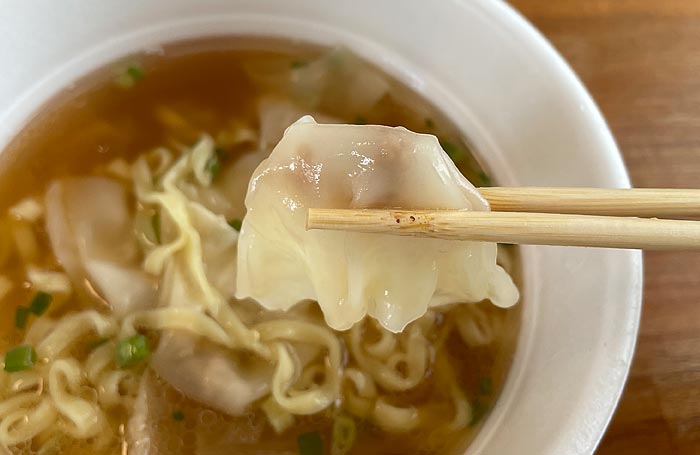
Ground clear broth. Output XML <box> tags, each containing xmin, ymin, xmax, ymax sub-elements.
<box><xmin>0</xmin><ymin>37</ymin><xmax>521</xmax><ymax>455</ymax></box>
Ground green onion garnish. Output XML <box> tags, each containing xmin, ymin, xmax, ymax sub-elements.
<box><xmin>4</xmin><ymin>345</ymin><xmax>37</xmax><ymax>372</ymax></box>
<box><xmin>115</xmin><ymin>334</ymin><xmax>150</xmax><ymax>369</ymax></box>
<box><xmin>331</xmin><ymin>415</ymin><xmax>356</xmax><ymax>455</ymax></box>
<box><xmin>439</xmin><ymin>140</ymin><xmax>464</xmax><ymax>162</ymax></box>
<box><xmin>15</xmin><ymin>292</ymin><xmax>53</xmax><ymax>330</ymax></box>
<box><xmin>214</xmin><ymin>147</ymin><xmax>229</xmax><ymax>160</ymax></box>
<box><xmin>14</xmin><ymin>307</ymin><xmax>30</xmax><ymax>329</ymax></box>
<box><xmin>479</xmin><ymin>377</ymin><xmax>493</xmax><ymax>395</ymax></box>
<box><xmin>291</xmin><ymin>60</ymin><xmax>308</xmax><ymax>69</ymax></box>
<box><xmin>228</xmin><ymin>219</ymin><xmax>242</xmax><ymax>232</ymax></box>
<box><xmin>205</xmin><ymin>154</ymin><xmax>221</xmax><ymax>180</ymax></box>
<box><xmin>354</xmin><ymin>116</ymin><xmax>367</xmax><ymax>125</ymax></box>
<box><xmin>151</xmin><ymin>211</ymin><xmax>161</xmax><ymax>244</ymax></box>
<box><xmin>298</xmin><ymin>431</ymin><xmax>323</xmax><ymax>455</ymax></box>
<box><xmin>470</xmin><ymin>399</ymin><xmax>489</xmax><ymax>427</ymax></box>
<box><xmin>477</xmin><ymin>171</ymin><xmax>492</xmax><ymax>187</ymax></box>
<box><xmin>172</xmin><ymin>410</ymin><xmax>185</xmax><ymax>421</ymax></box>
<box><xmin>126</xmin><ymin>65</ymin><xmax>145</xmax><ymax>81</ymax></box>
<box><xmin>29</xmin><ymin>292</ymin><xmax>52</xmax><ymax>316</ymax></box>
<box><xmin>115</xmin><ymin>64</ymin><xmax>145</xmax><ymax>89</ymax></box>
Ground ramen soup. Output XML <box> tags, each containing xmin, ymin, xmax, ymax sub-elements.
<box><xmin>0</xmin><ymin>38</ymin><xmax>521</xmax><ymax>455</ymax></box>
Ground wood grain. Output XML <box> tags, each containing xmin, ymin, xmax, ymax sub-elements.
<box><xmin>478</xmin><ymin>187</ymin><xmax>700</xmax><ymax>217</ymax></box>
<box><xmin>507</xmin><ymin>1</ymin><xmax>700</xmax><ymax>453</ymax></box>
<box><xmin>308</xmin><ymin>208</ymin><xmax>700</xmax><ymax>249</ymax></box>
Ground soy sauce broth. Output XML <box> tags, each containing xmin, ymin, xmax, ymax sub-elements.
<box><xmin>0</xmin><ymin>37</ymin><xmax>521</xmax><ymax>455</ymax></box>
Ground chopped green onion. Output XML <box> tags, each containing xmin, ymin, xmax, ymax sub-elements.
<box><xmin>14</xmin><ymin>307</ymin><xmax>30</xmax><ymax>329</ymax></box>
<box><xmin>126</xmin><ymin>65</ymin><xmax>145</xmax><ymax>81</ymax></box>
<box><xmin>291</xmin><ymin>60</ymin><xmax>308</xmax><ymax>69</ymax></box>
<box><xmin>331</xmin><ymin>415</ymin><xmax>356</xmax><ymax>455</ymax></box>
<box><xmin>354</xmin><ymin>116</ymin><xmax>367</xmax><ymax>125</ymax></box>
<box><xmin>470</xmin><ymin>399</ymin><xmax>489</xmax><ymax>427</ymax></box>
<box><xmin>4</xmin><ymin>345</ymin><xmax>37</xmax><ymax>372</ymax></box>
<box><xmin>29</xmin><ymin>291</ymin><xmax>52</xmax><ymax>316</ymax></box>
<box><xmin>151</xmin><ymin>212</ymin><xmax>161</xmax><ymax>244</ymax></box>
<box><xmin>479</xmin><ymin>377</ymin><xmax>493</xmax><ymax>395</ymax></box>
<box><xmin>439</xmin><ymin>140</ymin><xmax>464</xmax><ymax>162</ymax></box>
<box><xmin>172</xmin><ymin>410</ymin><xmax>185</xmax><ymax>421</ymax></box>
<box><xmin>228</xmin><ymin>219</ymin><xmax>242</xmax><ymax>232</ymax></box>
<box><xmin>115</xmin><ymin>335</ymin><xmax>150</xmax><ymax>369</ymax></box>
<box><xmin>425</xmin><ymin>118</ymin><xmax>435</xmax><ymax>129</ymax></box>
<box><xmin>214</xmin><ymin>147</ymin><xmax>229</xmax><ymax>160</ymax></box>
<box><xmin>477</xmin><ymin>171</ymin><xmax>492</xmax><ymax>187</ymax></box>
<box><xmin>115</xmin><ymin>64</ymin><xmax>145</xmax><ymax>89</ymax></box>
<box><xmin>205</xmin><ymin>154</ymin><xmax>221</xmax><ymax>180</ymax></box>
<box><xmin>297</xmin><ymin>431</ymin><xmax>323</xmax><ymax>455</ymax></box>
<box><xmin>15</xmin><ymin>292</ymin><xmax>53</xmax><ymax>330</ymax></box>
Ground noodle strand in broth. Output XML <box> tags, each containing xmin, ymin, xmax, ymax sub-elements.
<box><xmin>0</xmin><ymin>39</ymin><xmax>521</xmax><ymax>455</ymax></box>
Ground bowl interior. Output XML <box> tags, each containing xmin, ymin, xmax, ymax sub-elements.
<box><xmin>0</xmin><ymin>1</ymin><xmax>642</xmax><ymax>454</ymax></box>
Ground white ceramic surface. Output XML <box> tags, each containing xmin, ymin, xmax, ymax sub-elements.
<box><xmin>0</xmin><ymin>1</ymin><xmax>642</xmax><ymax>454</ymax></box>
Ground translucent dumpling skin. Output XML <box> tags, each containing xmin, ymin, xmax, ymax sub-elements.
<box><xmin>236</xmin><ymin>117</ymin><xmax>519</xmax><ymax>332</ymax></box>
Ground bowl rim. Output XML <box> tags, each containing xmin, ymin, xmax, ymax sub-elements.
<box><xmin>477</xmin><ymin>2</ymin><xmax>642</xmax><ymax>451</ymax></box>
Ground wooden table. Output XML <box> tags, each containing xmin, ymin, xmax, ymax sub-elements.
<box><xmin>507</xmin><ymin>1</ymin><xmax>700</xmax><ymax>454</ymax></box>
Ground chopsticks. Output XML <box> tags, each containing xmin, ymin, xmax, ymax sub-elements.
<box><xmin>306</xmin><ymin>188</ymin><xmax>700</xmax><ymax>250</ymax></box>
<box><xmin>478</xmin><ymin>187</ymin><xmax>700</xmax><ymax>217</ymax></box>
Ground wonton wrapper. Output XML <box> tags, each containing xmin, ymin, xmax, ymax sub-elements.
<box><xmin>45</xmin><ymin>177</ymin><xmax>156</xmax><ymax>316</ymax></box>
<box><xmin>236</xmin><ymin>117</ymin><xmax>519</xmax><ymax>333</ymax></box>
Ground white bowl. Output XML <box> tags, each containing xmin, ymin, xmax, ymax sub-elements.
<box><xmin>0</xmin><ymin>1</ymin><xmax>642</xmax><ymax>454</ymax></box>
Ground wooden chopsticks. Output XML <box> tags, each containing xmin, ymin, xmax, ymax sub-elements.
<box><xmin>305</xmin><ymin>188</ymin><xmax>700</xmax><ymax>250</ymax></box>
<box><xmin>479</xmin><ymin>187</ymin><xmax>700</xmax><ymax>217</ymax></box>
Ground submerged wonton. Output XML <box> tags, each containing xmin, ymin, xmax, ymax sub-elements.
<box><xmin>236</xmin><ymin>117</ymin><xmax>519</xmax><ymax>333</ymax></box>
<box><xmin>45</xmin><ymin>177</ymin><xmax>156</xmax><ymax>316</ymax></box>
